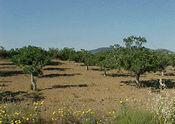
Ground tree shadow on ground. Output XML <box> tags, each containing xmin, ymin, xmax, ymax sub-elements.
<box><xmin>46</xmin><ymin>61</ymin><xmax>62</xmax><ymax>66</ymax></box>
<box><xmin>91</xmin><ymin>68</ymin><xmax>102</xmax><ymax>71</ymax></box>
<box><xmin>164</xmin><ymin>73</ymin><xmax>175</xmax><ymax>76</ymax></box>
<box><xmin>43</xmin><ymin>67</ymin><xmax>70</xmax><ymax>71</ymax></box>
<box><xmin>0</xmin><ymin>70</ymin><xmax>23</xmax><ymax>77</ymax></box>
<box><xmin>39</xmin><ymin>73</ymin><xmax>81</xmax><ymax>78</ymax></box>
<box><xmin>0</xmin><ymin>91</ymin><xmax>45</xmax><ymax>104</ymax></box>
<box><xmin>0</xmin><ymin>66</ymin><xmax>16</xmax><ymax>69</ymax></box>
<box><xmin>121</xmin><ymin>79</ymin><xmax>175</xmax><ymax>89</ymax></box>
<box><xmin>0</xmin><ymin>63</ymin><xmax>14</xmax><ymax>65</ymax></box>
<box><xmin>0</xmin><ymin>81</ymin><xmax>12</xmax><ymax>87</ymax></box>
<box><xmin>107</xmin><ymin>73</ymin><xmax>135</xmax><ymax>77</ymax></box>
<box><xmin>39</xmin><ymin>84</ymin><xmax>88</xmax><ymax>91</ymax></box>
<box><xmin>0</xmin><ymin>81</ymin><xmax>12</xmax><ymax>83</ymax></box>
<box><xmin>23</xmin><ymin>92</ymin><xmax>45</xmax><ymax>102</ymax></box>
<box><xmin>52</xmin><ymin>84</ymin><xmax>88</xmax><ymax>88</ymax></box>
<box><xmin>0</xmin><ymin>84</ymin><xmax>8</xmax><ymax>87</ymax></box>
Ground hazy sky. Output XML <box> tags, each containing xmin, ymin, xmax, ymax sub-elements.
<box><xmin>0</xmin><ymin>0</ymin><xmax>175</xmax><ymax>51</ymax></box>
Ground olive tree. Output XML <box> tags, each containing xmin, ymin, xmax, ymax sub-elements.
<box><xmin>80</xmin><ymin>49</ymin><xmax>96</xmax><ymax>70</ymax></box>
<box><xmin>11</xmin><ymin>46</ymin><xmax>50</xmax><ymax>91</ymax></box>
<box><xmin>156</xmin><ymin>52</ymin><xmax>170</xmax><ymax>76</ymax></box>
<box><xmin>96</xmin><ymin>50</ymin><xmax>113</xmax><ymax>76</ymax></box>
<box><xmin>95</xmin><ymin>45</ymin><xmax>122</xmax><ymax>76</ymax></box>
<box><xmin>120</xmin><ymin>36</ymin><xmax>158</xmax><ymax>86</ymax></box>
<box><xmin>169</xmin><ymin>54</ymin><xmax>175</xmax><ymax>70</ymax></box>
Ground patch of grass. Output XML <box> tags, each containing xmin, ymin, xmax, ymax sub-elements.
<box><xmin>72</xmin><ymin>93</ymin><xmax>79</xmax><ymax>98</ymax></box>
<box><xmin>113</xmin><ymin>107</ymin><xmax>158</xmax><ymax>124</ymax></box>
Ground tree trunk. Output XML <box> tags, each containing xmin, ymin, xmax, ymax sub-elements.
<box><xmin>86</xmin><ymin>65</ymin><xmax>88</xmax><ymax>70</ymax></box>
<box><xmin>31</xmin><ymin>73</ymin><xmax>36</xmax><ymax>91</ymax></box>
<box><xmin>104</xmin><ymin>68</ymin><xmax>106</xmax><ymax>77</ymax></box>
<box><xmin>136</xmin><ymin>74</ymin><xmax>140</xmax><ymax>85</ymax></box>
<box><xmin>159</xmin><ymin>78</ymin><xmax>165</xmax><ymax>90</ymax></box>
<box><xmin>161</xmin><ymin>71</ymin><xmax>164</xmax><ymax>76</ymax></box>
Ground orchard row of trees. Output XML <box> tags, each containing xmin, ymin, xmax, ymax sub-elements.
<box><xmin>48</xmin><ymin>36</ymin><xmax>175</xmax><ymax>85</ymax></box>
<box><xmin>1</xmin><ymin>35</ymin><xmax>175</xmax><ymax>90</ymax></box>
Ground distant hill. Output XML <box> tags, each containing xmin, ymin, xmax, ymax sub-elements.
<box><xmin>154</xmin><ymin>49</ymin><xmax>174</xmax><ymax>54</ymax></box>
<box><xmin>89</xmin><ymin>47</ymin><xmax>112</xmax><ymax>54</ymax></box>
<box><xmin>90</xmin><ymin>47</ymin><xmax>174</xmax><ymax>54</ymax></box>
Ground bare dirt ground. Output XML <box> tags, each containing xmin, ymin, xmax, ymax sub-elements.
<box><xmin>0</xmin><ymin>59</ymin><xmax>175</xmax><ymax>118</ymax></box>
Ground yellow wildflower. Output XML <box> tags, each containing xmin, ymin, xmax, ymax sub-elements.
<box><xmin>18</xmin><ymin>120</ymin><xmax>21</xmax><ymax>124</ymax></box>
<box><xmin>15</xmin><ymin>112</ymin><xmax>19</xmax><ymax>115</ymax></box>
<box><xmin>126</xmin><ymin>98</ymin><xmax>128</xmax><ymax>101</ymax></box>
<box><xmin>53</xmin><ymin>111</ymin><xmax>56</xmax><ymax>115</ymax></box>
<box><xmin>120</xmin><ymin>101</ymin><xmax>123</xmax><ymax>104</ymax></box>
<box><xmin>33</xmin><ymin>102</ymin><xmax>38</xmax><ymax>105</ymax></box>
<box><xmin>1</xmin><ymin>110</ymin><xmax>5</xmax><ymax>113</ymax></box>
<box><xmin>91</xmin><ymin>112</ymin><xmax>95</xmax><ymax>114</ymax></box>
<box><xmin>40</xmin><ymin>101</ymin><xmax>44</xmax><ymax>105</ymax></box>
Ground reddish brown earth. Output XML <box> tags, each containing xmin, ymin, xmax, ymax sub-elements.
<box><xmin>0</xmin><ymin>59</ymin><xmax>175</xmax><ymax>118</ymax></box>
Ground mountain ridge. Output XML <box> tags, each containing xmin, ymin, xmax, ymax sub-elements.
<box><xmin>89</xmin><ymin>47</ymin><xmax>175</xmax><ymax>54</ymax></box>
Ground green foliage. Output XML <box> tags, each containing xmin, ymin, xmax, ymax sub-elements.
<box><xmin>121</xmin><ymin>48</ymin><xmax>158</xmax><ymax>75</ymax></box>
<box><xmin>73</xmin><ymin>51</ymin><xmax>85</xmax><ymax>62</ymax></box>
<box><xmin>95</xmin><ymin>50</ymin><xmax>116</xmax><ymax>71</ymax></box>
<box><xmin>48</xmin><ymin>48</ymin><xmax>60</xmax><ymax>59</ymax></box>
<box><xmin>11</xmin><ymin>46</ymin><xmax>50</xmax><ymax>75</ymax></box>
<box><xmin>58</xmin><ymin>48</ymin><xmax>76</xmax><ymax>61</ymax></box>
<box><xmin>155</xmin><ymin>51</ymin><xmax>170</xmax><ymax>72</ymax></box>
